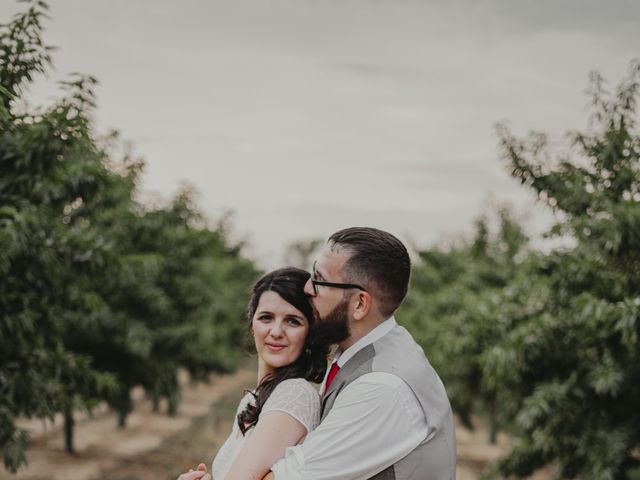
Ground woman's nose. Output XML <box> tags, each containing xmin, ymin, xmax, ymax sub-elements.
<box><xmin>269</xmin><ymin>320</ymin><xmax>284</xmax><ymax>337</ymax></box>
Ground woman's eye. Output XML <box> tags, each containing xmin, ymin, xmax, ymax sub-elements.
<box><xmin>258</xmin><ymin>314</ymin><xmax>272</xmax><ymax>321</ymax></box>
<box><xmin>287</xmin><ymin>318</ymin><xmax>303</xmax><ymax>326</ymax></box>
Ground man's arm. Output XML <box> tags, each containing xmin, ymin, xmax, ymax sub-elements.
<box><xmin>270</xmin><ymin>372</ymin><xmax>427</xmax><ymax>480</ymax></box>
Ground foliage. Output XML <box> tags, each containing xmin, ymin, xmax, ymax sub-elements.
<box><xmin>488</xmin><ymin>61</ymin><xmax>640</xmax><ymax>479</ymax></box>
<box><xmin>400</xmin><ymin>207</ymin><xmax>535</xmax><ymax>443</ymax></box>
<box><xmin>0</xmin><ymin>2</ymin><xmax>258</xmax><ymax>472</ymax></box>
<box><xmin>402</xmin><ymin>62</ymin><xmax>640</xmax><ymax>478</ymax></box>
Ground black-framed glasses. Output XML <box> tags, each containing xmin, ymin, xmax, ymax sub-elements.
<box><xmin>310</xmin><ymin>261</ymin><xmax>366</xmax><ymax>295</ymax></box>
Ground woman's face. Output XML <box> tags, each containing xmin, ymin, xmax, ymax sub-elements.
<box><xmin>252</xmin><ymin>290</ymin><xmax>310</xmax><ymax>377</ymax></box>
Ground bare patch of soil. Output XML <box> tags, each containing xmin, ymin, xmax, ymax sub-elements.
<box><xmin>1</xmin><ymin>369</ymin><xmax>254</xmax><ymax>480</ymax></box>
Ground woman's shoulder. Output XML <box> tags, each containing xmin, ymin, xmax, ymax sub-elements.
<box><xmin>272</xmin><ymin>378</ymin><xmax>320</xmax><ymax>397</ymax></box>
<box><xmin>262</xmin><ymin>378</ymin><xmax>321</xmax><ymax>432</ymax></box>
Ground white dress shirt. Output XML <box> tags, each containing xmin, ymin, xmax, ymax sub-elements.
<box><xmin>271</xmin><ymin>317</ymin><xmax>429</xmax><ymax>480</ymax></box>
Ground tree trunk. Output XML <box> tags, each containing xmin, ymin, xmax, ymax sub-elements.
<box><xmin>487</xmin><ymin>402</ymin><xmax>498</xmax><ymax>445</ymax></box>
<box><xmin>117</xmin><ymin>408</ymin><xmax>127</xmax><ymax>428</ymax></box>
<box><xmin>116</xmin><ymin>387</ymin><xmax>131</xmax><ymax>428</ymax></box>
<box><xmin>64</xmin><ymin>408</ymin><xmax>75</xmax><ymax>454</ymax></box>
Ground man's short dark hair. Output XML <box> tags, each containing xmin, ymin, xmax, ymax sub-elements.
<box><xmin>328</xmin><ymin>227</ymin><xmax>410</xmax><ymax>317</ymax></box>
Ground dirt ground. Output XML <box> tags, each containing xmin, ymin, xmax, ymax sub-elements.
<box><xmin>2</xmin><ymin>367</ymin><xmax>525</xmax><ymax>480</ymax></box>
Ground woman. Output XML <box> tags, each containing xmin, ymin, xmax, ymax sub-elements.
<box><xmin>178</xmin><ymin>267</ymin><xmax>328</xmax><ymax>480</ymax></box>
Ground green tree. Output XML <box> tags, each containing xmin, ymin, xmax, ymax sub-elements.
<box><xmin>400</xmin><ymin>207</ymin><xmax>532</xmax><ymax>444</ymax></box>
<box><xmin>0</xmin><ymin>2</ymin><xmax>119</xmax><ymax>467</ymax></box>
<box><xmin>87</xmin><ymin>189</ymin><xmax>258</xmax><ymax>425</ymax></box>
<box><xmin>401</xmin><ymin>62</ymin><xmax>640</xmax><ymax>479</ymax></box>
<box><xmin>487</xmin><ymin>62</ymin><xmax>640</xmax><ymax>479</ymax></box>
<box><xmin>1</xmin><ymin>2</ymin><xmax>258</xmax><ymax>470</ymax></box>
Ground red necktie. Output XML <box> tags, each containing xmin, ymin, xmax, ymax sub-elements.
<box><xmin>324</xmin><ymin>362</ymin><xmax>340</xmax><ymax>393</ymax></box>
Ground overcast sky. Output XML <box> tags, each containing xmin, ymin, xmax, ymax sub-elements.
<box><xmin>3</xmin><ymin>0</ymin><xmax>639</xmax><ymax>267</ymax></box>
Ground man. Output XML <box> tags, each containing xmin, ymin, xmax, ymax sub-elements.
<box><xmin>266</xmin><ymin>227</ymin><xmax>456</xmax><ymax>480</ymax></box>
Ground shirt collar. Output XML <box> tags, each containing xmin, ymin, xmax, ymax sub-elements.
<box><xmin>334</xmin><ymin>316</ymin><xmax>396</xmax><ymax>368</ymax></box>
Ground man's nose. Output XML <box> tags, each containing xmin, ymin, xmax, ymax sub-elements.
<box><xmin>304</xmin><ymin>278</ymin><xmax>316</xmax><ymax>297</ymax></box>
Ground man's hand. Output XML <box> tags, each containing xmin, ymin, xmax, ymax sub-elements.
<box><xmin>177</xmin><ymin>463</ymin><xmax>211</xmax><ymax>480</ymax></box>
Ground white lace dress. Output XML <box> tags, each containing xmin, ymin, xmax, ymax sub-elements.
<box><xmin>211</xmin><ymin>378</ymin><xmax>320</xmax><ymax>479</ymax></box>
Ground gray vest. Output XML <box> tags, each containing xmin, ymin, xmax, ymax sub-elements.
<box><xmin>321</xmin><ymin>325</ymin><xmax>456</xmax><ymax>480</ymax></box>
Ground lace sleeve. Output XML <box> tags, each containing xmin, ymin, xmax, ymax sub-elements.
<box><xmin>261</xmin><ymin>378</ymin><xmax>321</xmax><ymax>432</ymax></box>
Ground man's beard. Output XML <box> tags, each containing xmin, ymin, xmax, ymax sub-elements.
<box><xmin>311</xmin><ymin>297</ymin><xmax>351</xmax><ymax>346</ymax></box>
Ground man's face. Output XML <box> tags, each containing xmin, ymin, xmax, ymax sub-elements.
<box><xmin>304</xmin><ymin>246</ymin><xmax>352</xmax><ymax>345</ymax></box>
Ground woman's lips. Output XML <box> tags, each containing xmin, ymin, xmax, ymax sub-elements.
<box><xmin>266</xmin><ymin>343</ymin><xmax>286</xmax><ymax>351</ymax></box>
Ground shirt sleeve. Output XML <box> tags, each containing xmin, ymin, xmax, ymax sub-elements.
<box><xmin>262</xmin><ymin>379</ymin><xmax>321</xmax><ymax>433</ymax></box>
<box><xmin>271</xmin><ymin>372</ymin><xmax>428</xmax><ymax>480</ymax></box>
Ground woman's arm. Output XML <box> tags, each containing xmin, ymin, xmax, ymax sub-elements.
<box><xmin>224</xmin><ymin>410</ymin><xmax>307</xmax><ymax>480</ymax></box>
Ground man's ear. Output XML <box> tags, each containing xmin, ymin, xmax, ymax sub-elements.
<box><xmin>352</xmin><ymin>291</ymin><xmax>372</xmax><ymax>321</ymax></box>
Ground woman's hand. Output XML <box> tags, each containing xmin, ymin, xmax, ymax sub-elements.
<box><xmin>177</xmin><ymin>463</ymin><xmax>211</xmax><ymax>480</ymax></box>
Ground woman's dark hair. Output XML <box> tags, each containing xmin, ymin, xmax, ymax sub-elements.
<box><xmin>237</xmin><ymin>267</ymin><xmax>328</xmax><ymax>435</ymax></box>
